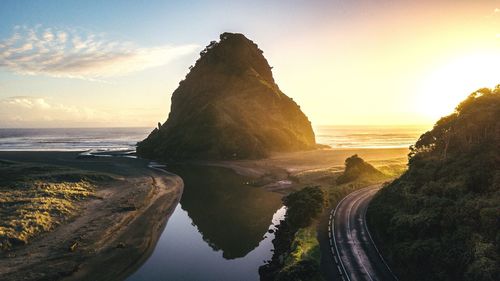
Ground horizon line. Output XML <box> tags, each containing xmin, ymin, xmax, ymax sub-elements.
<box><xmin>0</xmin><ymin>123</ymin><xmax>433</xmax><ymax>130</ymax></box>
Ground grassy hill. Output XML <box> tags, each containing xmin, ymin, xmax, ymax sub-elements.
<box><xmin>336</xmin><ymin>154</ymin><xmax>386</xmax><ymax>184</ymax></box>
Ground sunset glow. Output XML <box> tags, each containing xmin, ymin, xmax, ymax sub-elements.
<box><xmin>0</xmin><ymin>2</ymin><xmax>499</xmax><ymax>281</ymax></box>
<box><xmin>418</xmin><ymin>51</ymin><xmax>500</xmax><ymax>119</ymax></box>
<box><xmin>0</xmin><ymin>0</ymin><xmax>498</xmax><ymax>127</ymax></box>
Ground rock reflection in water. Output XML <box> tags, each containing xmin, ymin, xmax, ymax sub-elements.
<box><xmin>170</xmin><ymin>164</ymin><xmax>282</xmax><ymax>259</ymax></box>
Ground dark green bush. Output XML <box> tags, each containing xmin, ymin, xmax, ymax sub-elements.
<box><xmin>283</xmin><ymin>186</ymin><xmax>326</xmax><ymax>230</ymax></box>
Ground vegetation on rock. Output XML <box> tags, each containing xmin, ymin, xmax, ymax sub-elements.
<box><xmin>137</xmin><ymin>32</ymin><xmax>316</xmax><ymax>160</ymax></box>
<box><xmin>336</xmin><ymin>154</ymin><xmax>386</xmax><ymax>184</ymax></box>
<box><xmin>367</xmin><ymin>86</ymin><xmax>500</xmax><ymax>281</ymax></box>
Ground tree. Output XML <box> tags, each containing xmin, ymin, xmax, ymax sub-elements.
<box><xmin>283</xmin><ymin>186</ymin><xmax>326</xmax><ymax>230</ymax></box>
<box><xmin>367</xmin><ymin>85</ymin><xmax>500</xmax><ymax>281</ymax></box>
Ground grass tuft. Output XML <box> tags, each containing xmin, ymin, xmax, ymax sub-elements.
<box><xmin>0</xmin><ymin>161</ymin><xmax>109</xmax><ymax>250</ymax></box>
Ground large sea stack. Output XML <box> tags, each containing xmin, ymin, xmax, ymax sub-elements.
<box><xmin>137</xmin><ymin>33</ymin><xmax>316</xmax><ymax>160</ymax></box>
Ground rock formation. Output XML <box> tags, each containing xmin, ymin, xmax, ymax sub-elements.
<box><xmin>336</xmin><ymin>154</ymin><xmax>385</xmax><ymax>184</ymax></box>
<box><xmin>137</xmin><ymin>32</ymin><xmax>316</xmax><ymax>160</ymax></box>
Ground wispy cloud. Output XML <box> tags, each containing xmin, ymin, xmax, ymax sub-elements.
<box><xmin>0</xmin><ymin>96</ymin><xmax>161</xmax><ymax>127</ymax></box>
<box><xmin>0</xmin><ymin>96</ymin><xmax>104</xmax><ymax>126</ymax></box>
<box><xmin>0</xmin><ymin>26</ymin><xmax>199</xmax><ymax>80</ymax></box>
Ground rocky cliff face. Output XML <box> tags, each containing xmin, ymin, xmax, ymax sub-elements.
<box><xmin>137</xmin><ymin>32</ymin><xmax>316</xmax><ymax>160</ymax></box>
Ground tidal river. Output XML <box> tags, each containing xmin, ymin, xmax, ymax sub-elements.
<box><xmin>126</xmin><ymin>165</ymin><xmax>284</xmax><ymax>281</ymax></box>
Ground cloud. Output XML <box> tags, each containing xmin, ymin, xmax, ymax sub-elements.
<box><xmin>2</xmin><ymin>96</ymin><xmax>51</xmax><ymax>109</ymax></box>
<box><xmin>0</xmin><ymin>26</ymin><xmax>199</xmax><ymax>80</ymax></box>
<box><xmin>0</xmin><ymin>96</ymin><xmax>102</xmax><ymax>125</ymax></box>
<box><xmin>0</xmin><ymin>96</ymin><xmax>163</xmax><ymax>127</ymax></box>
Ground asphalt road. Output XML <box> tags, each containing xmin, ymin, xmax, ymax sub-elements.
<box><xmin>328</xmin><ymin>185</ymin><xmax>399</xmax><ymax>281</ymax></box>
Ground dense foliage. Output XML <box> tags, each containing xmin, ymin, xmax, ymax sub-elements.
<box><xmin>283</xmin><ymin>186</ymin><xmax>327</xmax><ymax>230</ymax></box>
<box><xmin>260</xmin><ymin>186</ymin><xmax>326</xmax><ymax>281</ymax></box>
<box><xmin>336</xmin><ymin>154</ymin><xmax>385</xmax><ymax>184</ymax></box>
<box><xmin>275</xmin><ymin>260</ymin><xmax>323</xmax><ymax>281</ymax></box>
<box><xmin>367</xmin><ymin>86</ymin><xmax>500</xmax><ymax>281</ymax></box>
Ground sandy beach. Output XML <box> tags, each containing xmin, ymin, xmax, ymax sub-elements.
<box><xmin>0</xmin><ymin>151</ymin><xmax>183</xmax><ymax>281</ymax></box>
<box><xmin>198</xmin><ymin>148</ymin><xmax>408</xmax><ymax>191</ymax></box>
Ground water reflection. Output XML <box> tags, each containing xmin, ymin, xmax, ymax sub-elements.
<box><xmin>126</xmin><ymin>165</ymin><xmax>283</xmax><ymax>281</ymax></box>
<box><xmin>171</xmin><ymin>164</ymin><xmax>282</xmax><ymax>259</ymax></box>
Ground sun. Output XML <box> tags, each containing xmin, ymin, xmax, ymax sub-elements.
<box><xmin>417</xmin><ymin>51</ymin><xmax>500</xmax><ymax>120</ymax></box>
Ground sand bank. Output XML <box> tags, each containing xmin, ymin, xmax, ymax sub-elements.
<box><xmin>198</xmin><ymin>148</ymin><xmax>408</xmax><ymax>191</ymax></box>
<box><xmin>0</xmin><ymin>151</ymin><xmax>183</xmax><ymax>281</ymax></box>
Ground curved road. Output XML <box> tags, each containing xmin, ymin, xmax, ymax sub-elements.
<box><xmin>328</xmin><ymin>185</ymin><xmax>398</xmax><ymax>281</ymax></box>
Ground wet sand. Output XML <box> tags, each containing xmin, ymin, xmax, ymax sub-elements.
<box><xmin>0</xmin><ymin>151</ymin><xmax>183</xmax><ymax>281</ymax></box>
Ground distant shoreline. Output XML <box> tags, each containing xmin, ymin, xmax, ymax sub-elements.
<box><xmin>0</xmin><ymin>126</ymin><xmax>424</xmax><ymax>152</ymax></box>
<box><xmin>194</xmin><ymin>147</ymin><xmax>408</xmax><ymax>193</ymax></box>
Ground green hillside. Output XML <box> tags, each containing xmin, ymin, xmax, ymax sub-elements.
<box><xmin>367</xmin><ymin>86</ymin><xmax>500</xmax><ymax>281</ymax></box>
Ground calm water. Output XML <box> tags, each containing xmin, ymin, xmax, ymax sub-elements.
<box><xmin>126</xmin><ymin>165</ymin><xmax>283</xmax><ymax>281</ymax></box>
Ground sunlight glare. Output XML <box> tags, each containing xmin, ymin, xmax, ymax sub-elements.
<box><xmin>417</xmin><ymin>51</ymin><xmax>500</xmax><ymax>119</ymax></box>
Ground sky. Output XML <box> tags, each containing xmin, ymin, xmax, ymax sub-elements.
<box><xmin>0</xmin><ymin>0</ymin><xmax>499</xmax><ymax>128</ymax></box>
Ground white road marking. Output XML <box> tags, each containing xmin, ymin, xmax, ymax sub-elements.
<box><xmin>346</xmin><ymin>191</ymin><xmax>376</xmax><ymax>281</ymax></box>
<box><xmin>332</xmin><ymin>186</ymin><xmax>382</xmax><ymax>281</ymax></box>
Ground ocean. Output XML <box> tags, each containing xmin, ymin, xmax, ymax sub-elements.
<box><xmin>0</xmin><ymin>126</ymin><xmax>428</xmax><ymax>151</ymax></box>
<box><xmin>0</xmin><ymin>127</ymin><xmax>151</xmax><ymax>151</ymax></box>
<box><xmin>314</xmin><ymin>125</ymin><xmax>428</xmax><ymax>149</ymax></box>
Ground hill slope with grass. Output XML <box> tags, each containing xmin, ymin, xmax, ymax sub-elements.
<box><xmin>367</xmin><ymin>86</ymin><xmax>500</xmax><ymax>281</ymax></box>
<box><xmin>336</xmin><ymin>154</ymin><xmax>386</xmax><ymax>184</ymax></box>
<box><xmin>0</xmin><ymin>160</ymin><xmax>112</xmax><ymax>250</ymax></box>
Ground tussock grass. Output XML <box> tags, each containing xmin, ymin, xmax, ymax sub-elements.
<box><xmin>0</xmin><ymin>162</ymin><xmax>110</xmax><ymax>250</ymax></box>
